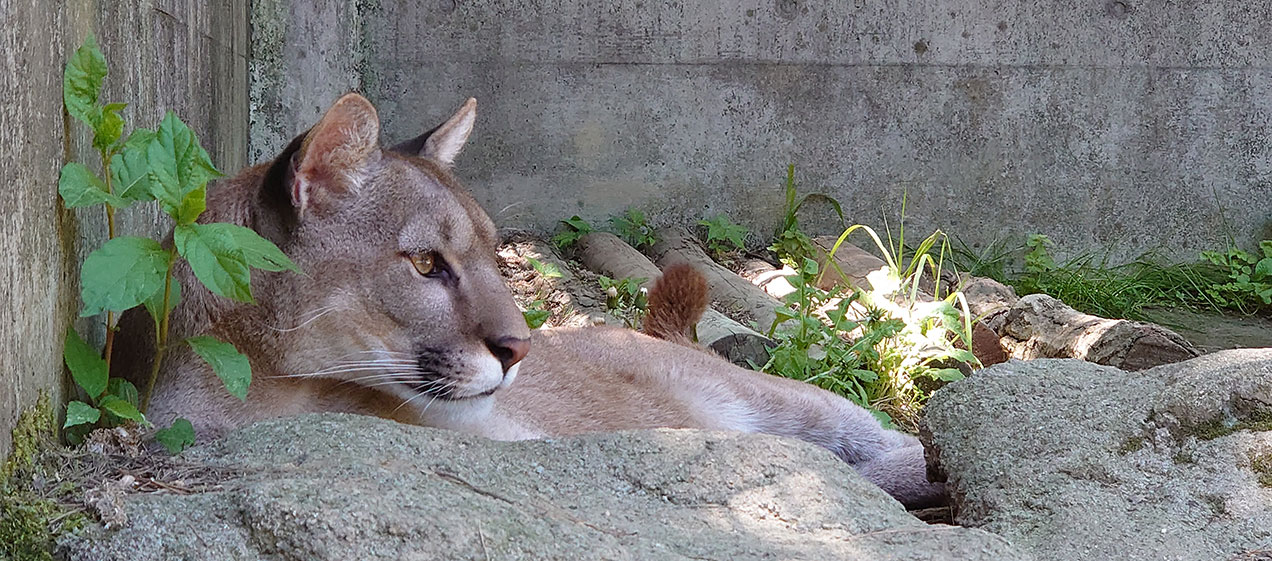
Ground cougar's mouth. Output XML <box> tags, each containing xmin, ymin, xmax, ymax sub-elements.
<box><xmin>412</xmin><ymin>348</ymin><xmax>504</xmax><ymax>401</ymax></box>
<box><xmin>411</xmin><ymin>380</ymin><xmax>497</xmax><ymax>401</ymax></box>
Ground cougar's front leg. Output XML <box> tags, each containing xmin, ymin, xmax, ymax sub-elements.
<box><xmin>689</xmin><ymin>363</ymin><xmax>946</xmax><ymax>508</ymax></box>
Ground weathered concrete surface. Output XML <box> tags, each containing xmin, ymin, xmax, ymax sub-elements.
<box><xmin>922</xmin><ymin>350</ymin><xmax>1272</xmax><ymax>561</ymax></box>
<box><xmin>247</xmin><ymin>0</ymin><xmax>364</xmax><ymax>163</ymax></box>
<box><xmin>0</xmin><ymin>0</ymin><xmax>248</xmax><ymax>458</ymax></box>
<box><xmin>253</xmin><ymin>1</ymin><xmax>1272</xmax><ymax>263</ymax></box>
<box><xmin>60</xmin><ymin>414</ymin><xmax>1024</xmax><ymax>560</ymax></box>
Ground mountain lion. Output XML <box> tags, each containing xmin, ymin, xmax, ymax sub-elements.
<box><xmin>114</xmin><ymin>94</ymin><xmax>944</xmax><ymax>508</ymax></box>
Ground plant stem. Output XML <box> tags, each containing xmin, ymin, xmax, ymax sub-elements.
<box><xmin>140</xmin><ymin>250</ymin><xmax>176</xmax><ymax>414</ymax></box>
<box><xmin>101</xmin><ymin>149</ymin><xmax>117</xmax><ymax>380</ymax></box>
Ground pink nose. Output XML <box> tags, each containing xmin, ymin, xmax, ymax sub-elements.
<box><xmin>485</xmin><ymin>336</ymin><xmax>530</xmax><ymax>372</ymax></box>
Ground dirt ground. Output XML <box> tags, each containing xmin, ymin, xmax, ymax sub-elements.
<box><xmin>496</xmin><ymin>232</ymin><xmax>617</xmax><ymax>329</ymax></box>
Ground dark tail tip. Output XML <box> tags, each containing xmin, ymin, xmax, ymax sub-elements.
<box><xmin>642</xmin><ymin>263</ymin><xmax>709</xmax><ymax>346</ymax></box>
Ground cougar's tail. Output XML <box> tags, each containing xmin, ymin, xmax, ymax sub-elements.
<box><xmin>642</xmin><ymin>263</ymin><xmax>709</xmax><ymax>348</ymax></box>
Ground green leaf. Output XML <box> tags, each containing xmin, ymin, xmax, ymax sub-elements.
<box><xmin>63</xmin><ymin>401</ymin><xmax>101</xmax><ymax>429</ymax></box>
<box><xmin>186</xmin><ymin>336</ymin><xmax>252</xmax><ymax>401</ymax></box>
<box><xmin>147</xmin><ymin>112</ymin><xmax>222</xmax><ymax>216</ymax></box>
<box><xmin>111</xmin><ymin>129</ymin><xmax>158</xmax><ymax>202</ymax></box>
<box><xmin>143</xmin><ymin>277</ymin><xmax>180</xmax><ymax>330</ymax></box>
<box><xmin>526</xmin><ymin>257</ymin><xmax>562</xmax><ymax>279</ymax></box>
<box><xmin>868</xmin><ymin>408</ymin><xmax>895</xmax><ymax>429</ymax></box>
<box><xmin>59</xmin><ymin>163</ymin><xmax>126</xmax><ymax>209</ymax></box>
<box><xmin>1254</xmin><ymin>258</ymin><xmax>1272</xmax><ymax>281</ymax></box>
<box><xmin>99</xmin><ymin>395</ymin><xmax>146</xmax><ymax>423</ymax></box>
<box><xmin>80</xmin><ymin>236</ymin><xmax>170</xmax><ymax>316</ymax></box>
<box><xmin>699</xmin><ymin>215</ymin><xmax>748</xmax><ymax>250</ymax></box>
<box><xmin>944</xmin><ymin>348</ymin><xmax>979</xmax><ymax>365</ymax></box>
<box><xmin>175</xmin><ymin>224</ymin><xmax>253</xmax><ymax>303</ymax></box>
<box><xmin>155</xmin><ymin>418</ymin><xmax>196</xmax><ymax>454</ymax></box>
<box><xmin>213</xmin><ymin>223</ymin><xmax>300</xmax><ymax>273</ymax></box>
<box><xmin>93</xmin><ymin>102</ymin><xmax>127</xmax><ymax>152</ymax></box>
<box><xmin>63</xmin><ymin>328</ymin><xmax>107</xmax><ymax>399</ymax></box>
<box><xmin>175</xmin><ymin>183</ymin><xmax>206</xmax><ymax>224</ymax></box>
<box><xmin>523</xmin><ymin>308</ymin><xmax>551</xmax><ymax>329</ymax></box>
<box><xmin>850</xmin><ymin>368</ymin><xmax>880</xmax><ymax>383</ymax></box>
<box><xmin>930</xmin><ymin>368</ymin><xmax>967</xmax><ymax>382</ymax></box>
<box><xmin>106</xmin><ymin>378</ymin><xmax>140</xmax><ymax>408</ymax></box>
<box><xmin>561</xmin><ymin>215</ymin><xmax>593</xmax><ymax>233</ymax></box>
<box><xmin>63</xmin><ymin>34</ymin><xmax>107</xmax><ymax>128</ymax></box>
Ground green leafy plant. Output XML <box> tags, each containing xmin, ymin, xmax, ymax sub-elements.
<box><xmin>608</xmin><ymin>208</ymin><xmax>657</xmax><ymax>250</ymax></box>
<box><xmin>769</xmin><ymin>165</ymin><xmax>844</xmax><ymax>268</ymax></box>
<box><xmin>521</xmin><ymin>257</ymin><xmax>563</xmax><ymax>328</ymax></box>
<box><xmin>551</xmin><ymin>215</ymin><xmax>594</xmax><ymax>250</ymax></box>
<box><xmin>698</xmin><ymin>214</ymin><xmax>749</xmax><ymax>257</ymax></box>
<box><xmin>1023</xmin><ymin>234</ymin><xmax>1057</xmax><ymax>274</ymax></box>
<box><xmin>58</xmin><ymin>35</ymin><xmax>298</xmax><ymax>453</ymax></box>
<box><xmin>762</xmin><ymin>223</ymin><xmax>977</xmax><ymax>431</ymax></box>
<box><xmin>597</xmin><ymin>275</ymin><xmax>648</xmax><ymax>329</ymax></box>
<box><xmin>1200</xmin><ymin>241</ymin><xmax>1272</xmax><ymax>312</ymax></box>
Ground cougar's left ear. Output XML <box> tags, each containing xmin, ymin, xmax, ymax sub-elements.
<box><xmin>292</xmin><ymin>93</ymin><xmax>381</xmax><ymax>217</ymax></box>
<box><xmin>391</xmin><ymin>97</ymin><xmax>476</xmax><ymax>167</ymax></box>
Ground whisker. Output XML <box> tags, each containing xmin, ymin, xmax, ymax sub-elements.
<box><xmin>393</xmin><ymin>388</ymin><xmax>432</xmax><ymax>415</ymax></box>
<box><xmin>328</xmin><ymin>349</ymin><xmax>415</xmax><ymax>360</ymax></box>
<box><xmin>271</xmin><ymin>362</ymin><xmax>417</xmax><ymax>379</ymax></box>
<box><xmin>394</xmin><ymin>379</ymin><xmax>458</xmax><ymax>415</ymax></box>
<box><xmin>266</xmin><ymin>305</ymin><xmax>343</xmax><ymax>333</ymax></box>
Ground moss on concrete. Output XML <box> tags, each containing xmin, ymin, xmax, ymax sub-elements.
<box><xmin>1185</xmin><ymin>408</ymin><xmax>1272</xmax><ymax>441</ymax></box>
<box><xmin>1</xmin><ymin>393</ymin><xmax>54</xmax><ymax>483</ymax></box>
<box><xmin>1251</xmin><ymin>453</ymin><xmax>1272</xmax><ymax>488</ymax></box>
<box><xmin>1</xmin><ymin>393</ymin><xmax>87</xmax><ymax>561</ymax></box>
<box><xmin>1117</xmin><ymin>435</ymin><xmax>1146</xmax><ymax>455</ymax></box>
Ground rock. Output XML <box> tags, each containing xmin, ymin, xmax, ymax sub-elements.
<box><xmin>969</xmin><ymin>322</ymin><xmax>1009</xmax><ymax>367</ymax></box>
<box><xmin>810</xmin><ymin>237</ymin><xmax>888</xmax><ymax>292</ymax></box>
<box><xmin>921</xmin><ymin>349</ymin><xmax>1272</xmax><ymax>561</ymax></box>
<box><xmin>60</xmin><ymin>415</ymin><xmax>1023</xmax><ymax>561</ymax></box>
<box><xmin>999</xmin><ymin>294</ymin><xmax>1199</xmax><ymax>370</ymax></box>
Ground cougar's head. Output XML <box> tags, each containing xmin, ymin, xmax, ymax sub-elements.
<box><xmin>261</xmin><ymin>93</ymin><xmax>530</xmax><ymax>414</ymax></box>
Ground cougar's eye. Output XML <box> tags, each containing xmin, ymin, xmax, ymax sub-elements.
<box><xmin>409</xmin><ymin>252</ymin><xmax>437</xmax><ymax>276</ymax></box>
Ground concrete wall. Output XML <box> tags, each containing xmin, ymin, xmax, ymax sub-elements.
<box><xmin>253</xmin><ymin>0</ymin><xmax>1271</xmax><ymax>263</ymax></box>
<box><xmin>0</xmin><ymin>0</ymin><xmax>248</xmax><ymax>458</ymax></box>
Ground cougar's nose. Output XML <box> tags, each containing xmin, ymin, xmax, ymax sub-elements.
<box><xmin>485</xmin><ymin>336</ymin><xmax>530</xmax><ymax>373</ymax></box>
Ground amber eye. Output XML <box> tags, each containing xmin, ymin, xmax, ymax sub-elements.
<box><xmin>409</xmin><ymin>252</ymin><xmax>436</xmax><ymax>276</ymax></box>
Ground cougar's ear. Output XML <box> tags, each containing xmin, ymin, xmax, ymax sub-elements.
<box><xmin>391</xmin><ymin>97</ymin><xmax>476</xmax><ymax>167</ymax></box>
<box><xmin>292</xmin><ymin>93</ymin><xmax>381</xmax><ymax>217</ymax></box>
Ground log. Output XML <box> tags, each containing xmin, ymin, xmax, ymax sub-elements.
<box><xmin>649</xmin><ymin>227</ymin><xmax>784</xmax><ymax>333</ymax></box>
<box><xmin>575</xmin><ymin>232</ymin><xmax>773</xmax><ymax>367</ymax></box>
<box><xmin>999</xmin><ymin>294</ymin><xmax>1199</xmax><ymax>371</ymax></box>
<box><xmin>956</xmin><ymin>274</ymin><xmax>1020</xmax><ymax>329</ymax></box>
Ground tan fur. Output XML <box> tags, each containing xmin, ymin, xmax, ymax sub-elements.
<box><xmin>116</xmin><ymin>94</ymin><xmax>945</xmax><ymax>508</ymax></box>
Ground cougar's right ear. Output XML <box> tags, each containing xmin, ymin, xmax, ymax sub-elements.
<box><xmin>291</xmin><ymin>93</ymin><xmax>381</xmax><ymax>218</ymax></box>
<box><xmin>391</xmin><ymin>97</ymin><xmax>476</xmax><ymax>167</ymax></box>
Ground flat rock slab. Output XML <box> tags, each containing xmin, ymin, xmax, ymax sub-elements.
<box><xmin>60</xmin><ymin>414</ymin><xmax>1021</xmax><ymax>561</ymax></box>
<box><xmin>1142</xmin><ymin>307</ymin><xmax>1272</xmax><ymax>354</ymax></box>
<box><xmin>922</xmin><ymin>349</ymin><xmax>1272</xmax><ymax>561</ymax></box>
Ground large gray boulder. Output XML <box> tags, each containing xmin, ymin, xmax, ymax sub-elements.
<box><xmin>922</xmin><ymin>349</ymin><xmax>1272</xmax><ymax>561</ymax></box>
<box><xmin>60</xmin><ymin>414</ymin><xmax>1021</xmax><ymax>561</ymax></box>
